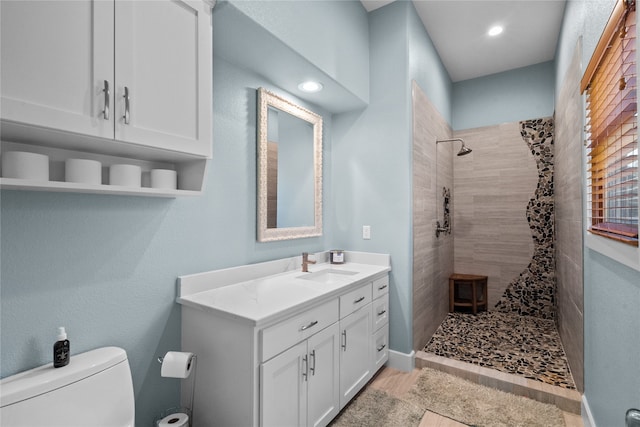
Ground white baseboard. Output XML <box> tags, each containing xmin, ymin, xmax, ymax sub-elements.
<box><xmin>387</xmin><ymin>349</ymin><xmax>415</xmax><ymax>372</ymax></box>
<box><xmin>582</xmin><ymin>395</ymin><xmax>596</xmax><ymax>427</ymax></box>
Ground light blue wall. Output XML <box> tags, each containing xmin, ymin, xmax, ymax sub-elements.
<box><xmin>331</xmin><ymin>0</ymin><xmax>451</xmax><ymax>354</ymax></box>
<box><xmin>555</xmin><ymin>1</ymin><xmax>640</xmax><ymax>425</ymax></box>
<box><xmin>452</xmin><ymin>61</ymin><xmax>555</xmax><ymax>130</ymax></box>
<box><xmin>0</xmin><ymin>42</ymin><xmax>336</xmax><ymax>427</ymax></box>
<box><xmin>584</xmin><ymin>249</ymin><xmax>640</xmax><ymax>426</ymax></box>
<box><xmin>231</xmin><ymin>0</ymin><xmax>370</xmax><ymax>104</ymax></box>
<box><xmin>407</xmin><ymin>0</ymin><xmax>452</xmax><ymax>124</ymax></box>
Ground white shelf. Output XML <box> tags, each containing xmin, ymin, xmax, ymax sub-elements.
<box><xmin>0</xmin><ymin>140</ymin><xmax>209</xmax><ymax>197</ymax></box>
<box><xmin>0</xmin><ymin>177</ymin><xmax>201</xmax><ymax>198</ymax></box>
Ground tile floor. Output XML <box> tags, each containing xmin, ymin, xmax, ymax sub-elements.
<box><xmin>424</xmin><ymin>311</ymin><xmax>576</xmax><ymax>390</ymax></box>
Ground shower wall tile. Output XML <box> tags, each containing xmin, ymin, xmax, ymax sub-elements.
<box><xmin>453</xmin><ymin>122</ymin><xmax>538</xmax><ymax>306</ymax></box>
<box><xmin>412</xmin><ymin>81</ymin><xmax>453</xmax><ymax>351</ymax></box>
<box><xmin>554</xmin><ymin>40</ymin><xmax>584</xmax><ymax>391</ymax></box>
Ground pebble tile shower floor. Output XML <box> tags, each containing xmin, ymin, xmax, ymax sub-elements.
<box><xmin>424</xmin><ymin>311</ymin><xmax>576</xmax><ymax>390</ymax></box>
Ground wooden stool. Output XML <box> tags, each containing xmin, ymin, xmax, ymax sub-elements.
<box><xmin>449</xmin><ymin>274</ymin><xmax>488</xmax><ymax>314</ymax></box>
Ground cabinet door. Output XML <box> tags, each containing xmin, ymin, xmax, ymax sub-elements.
<box><xmin>114</xmin><ymin>0</ymin><xmax>212</xmax><ymax>156</ymax></box>
<box><xmin>339</xmin><ymin>307</ymin><xmax>372</xmax><ymax>408</ymax></box>
<box><xmin>261</xmin><ymin>341</ymin><xmax>307</xmax><ymax>427</ymax></box>
<box><xmin>307</xmin><ymin>323</ymin><xmax>340</xmax><ymax>427</ymax></box>
<box><xmin>1</xmin><ymin>0</ymin><xmax>114</xmax><ymax>138</ymax></box>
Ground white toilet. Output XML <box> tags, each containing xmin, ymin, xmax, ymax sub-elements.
<box><xmin>0</xmin><ymin>346</ymin><xmax>135</xmax><ymax>426</ymax></box>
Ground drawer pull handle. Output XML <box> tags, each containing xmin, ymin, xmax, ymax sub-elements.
<box><xmin>378</xmin><ymin>284</ymin><xmax>388</xmax><ymax>291</ymax></box>
<box><xmin>377</xmin><ymin>344</ymin><xmax>386</xmax><ymax>352</ymax></box>
<box><xmin>103</xmin><ymin>80</ymin><xmax>110</xmax><ymax>120</ymax></box>
<box><xmin>354</xmin><ymin>296</ymin><xmax>365</xmax><ymax>304</ymax></box>
<box><xmin>342</xmin><ymin>330</ymin><xmax>347</xmax><ymax>351</ymax></box>
<box><xmin>302</xmin><ymin>354</ymin><xmax>308</xmax><ymax>381</ymax></box>
<box><xmin>123</xmin><ymin>86</ymin><xmax>131</xmax><ymax>124</ymax></box>
<box><xmin>310</xmin><ymin>350</ymin><xmax>316</xmax><ymax>376</ymax></box>
<box><xmin>377</xmin><ymin>309</ymin><xmax>387</xmax><ymax>316</ymax></box>
<box><xmin>300</xmin><ymin>320</ymin><xmax>318</xmax><ymax>331</ymax></box>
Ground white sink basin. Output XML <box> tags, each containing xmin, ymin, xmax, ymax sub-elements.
<box><xmin>299</xmin><ymin>269</ymin><xmax>358</xmax><ymax>284</ymax></box>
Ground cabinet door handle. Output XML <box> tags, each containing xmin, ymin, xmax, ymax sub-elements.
<box><xmin>302</xmin><ymin>354</ymin><xmax>308</xmax><ymax>381</ymax></box>
<box><xmin>103</xmin><ymin>80</ymin><xmax>110</xmax><ymax>120</ymax></box>
<box><xmin>341</xmin><ymin>330</ymin><xmax>347</xmax><ymax>351</ymax></box>
<box><xmin>377</xmin><ymin>343</ymin><xmax>386</xmax><ymax>352</ymax></box>
<box><xmin>300</xmin><ymin>320</ymin><xmax>318</xmax><ymax>331</ymax></box>
<box><xmin>354</xmin><ymin>296</ymin><xmax>365</xmax><ymax>304</ymax></box>
<box><xmin>378</xmin><ymin>284</ymin><xmax>387</xmax><ymax>291</ymax></box>
<box><xmin>377</xmin><ymin>309</ymin><xmax>387</xmax><ymax>317</ymax></box>
<box><xmin>309</xmin><ymin>350</ymin><xmax>316</xmax><ymax>376</ymax></box>
<box><xmin>123</xmin><ymin>86</ymin><xmax>130</xmax><ymax>124</ymax></box>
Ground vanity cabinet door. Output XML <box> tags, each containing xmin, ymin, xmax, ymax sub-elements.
<box><xmin>1</xmin><ymin>0</ymin><xmax>114</xmax><ymax>139</ymax></box>
<box><xmin>306</xmin><ymin>323</ymin><xmax>340</xmax><ymax>427</ymax></box>
<box><xmin>261</xmin><ymin>341</ymin><xmax>307</xmax><ymax>427</ymax></box>
<box><xmin>339</xmin><ymin>306</ymin><xmax>372</xmax><ymax>408</ymax></box>
<box><xmin>114</xmin><ymin>0</ymin><xmax>212</xmax><ymax>157</ymax></box>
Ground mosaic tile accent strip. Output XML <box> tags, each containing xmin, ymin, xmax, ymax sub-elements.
<box><xmin>494</xmin><ymin>117</ymin><xmax>556</xmax><ymax>319</ymax></box>
<box><xmin>424</xmin><ymin>312</ymin><xmax>576</xmax><ymax>390</ymax></box>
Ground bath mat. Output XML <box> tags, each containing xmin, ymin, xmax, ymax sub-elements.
<box><xmin>330</xmin><ymin>368</ymin><xmax>566</xmax><ymax>427</ymax></box>
<box><xmin>329</xmin><ymin>388</ymin><xmax>424</xmax><ymax>427</ymax></box>
<box><xmin>406</xmin><ymin>368</ymin><xmax>566</xmax><ymax>427</ymax></box>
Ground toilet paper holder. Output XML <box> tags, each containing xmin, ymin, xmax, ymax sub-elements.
<box><xmin>158</xmin><ymin>352</ymin><xmax>197</xmax><ymax>426</ymax></box>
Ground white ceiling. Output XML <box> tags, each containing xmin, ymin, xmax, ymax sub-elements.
<box><xmin>361</xmin><ymin>0</ymin><xmax>566</xmax><ymax>82</ymax></box>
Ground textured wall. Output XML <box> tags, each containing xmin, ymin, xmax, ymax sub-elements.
<box><xmin>453</xmin><ymin>122</ymin><xmax>538</xmax><ymax>308</ymax></box>
<box><xmin>554</xmin><ymin>39</ymin><xmax>584</xmax><ymax>391</ymax></box>
<box><xmin>494</xmin><ymin>118</ymin><xmax>556</xmax><ymax>319</ymax></box>
<box><xmin>412</xmin><ymin>81</ymin><xmax>454</xmax><ymax>351</ymax></box>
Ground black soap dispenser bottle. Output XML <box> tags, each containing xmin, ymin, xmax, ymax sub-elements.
<box><xmin>53</xmin><ymin>327</ymin><xmax>70</xmax><ymax>368</ymax></box>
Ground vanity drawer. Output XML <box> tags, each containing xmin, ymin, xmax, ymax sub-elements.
<box><xmin>372</xmin><ymin>292</ymin><xmax>389</xmax><ymax>331</ymax></box>
<box><xmin>372</xmin><ymin>276</ymin><xmax>389</xmax><ymax>300</ymax></box>
<box><xmin>339</xmin><ymin>283</ymin><xmax>372</xmax><ymax>319</ymax></box>
<box><xmin>260</xmin><ymin>299</ymin><xmax>339</xmax><ymax>362</ymax></box>
<box><xmin>372</xmin><ymin>323</ymin><xmax>389</xmax><ymax>371</ymax></box>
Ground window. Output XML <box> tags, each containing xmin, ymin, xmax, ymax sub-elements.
<box><xmin>582</xmin><ymin>0</ymin><xmax>638</xmax><ymax>246</ymax></box>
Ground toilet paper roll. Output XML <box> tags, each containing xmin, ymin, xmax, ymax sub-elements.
<box><xmin>160</xmin><ymin>351</ymin><xmax>194</xmax><ymax>379</ymax></box>
<box><xmin>157</xmin><ymin>412</ymin><xmax>189</xmax><ymax>427</ymax></box>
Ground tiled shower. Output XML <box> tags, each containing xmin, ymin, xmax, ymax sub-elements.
<box><xmin>412</xmin><ymin>64</ymin><xmax>583</xmax><ymax>391</ymax></box>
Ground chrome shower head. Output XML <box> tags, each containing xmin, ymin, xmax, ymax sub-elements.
<box><xmin>436</xmin><ymin>138</ymin><xmax>472</xmax><ymax>156</ymax></box>
<box><xmin>457</xmin><ymin>143</ymin><xmax>472</xmax><ymax>156</ymax></box>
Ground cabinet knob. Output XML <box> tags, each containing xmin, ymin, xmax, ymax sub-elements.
<box><xmin>377</xmin><ymin>309</ymin><xmax>387</xmax><ymax>317</ymax></box>
<box><xmin>354</xmin><ymin>296</ymin><xmax>365</xmax><ymax>304</ymax></box>
<box><xmin>377</xmin><ymin>344</ymin><xmax>387</xmax><ymax>352</ymax></box>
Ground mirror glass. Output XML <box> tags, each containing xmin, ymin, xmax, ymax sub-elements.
<box><xmin>257</xmin><ymin>88</ymin><xmax>323</xmax><ymax>242</ymax></box>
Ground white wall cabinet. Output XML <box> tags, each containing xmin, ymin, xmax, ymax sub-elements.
<box><xmin>261</xmin><ymin>323</ymin><xmax>340</xmax><ymax>427</ymax></box>
<box><xmin>0</xmin><ymin>0</ymin><xmax>213</xmax><ymax>196</ymax></box>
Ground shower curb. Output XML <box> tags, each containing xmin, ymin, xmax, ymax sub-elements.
<box><xmin>415</xmin><ymin>351</ymin><xmax>581</xmax><ymax>414</ymax></box>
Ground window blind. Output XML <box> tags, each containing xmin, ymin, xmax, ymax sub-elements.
<box><xmin>583</xmin><ymin>0</ymin><xmax>638</xmax><ymax>246</ymax></box>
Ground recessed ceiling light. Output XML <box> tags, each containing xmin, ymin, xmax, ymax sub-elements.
<box><xmin>488</xmin><ymin>25</ymin><xmax>504</xmax><ymax>37</ymax></box>
<box><xmin>298</xmin><ymin>81</ymin><xmax>323</xmax><ymax>93</ymax></box>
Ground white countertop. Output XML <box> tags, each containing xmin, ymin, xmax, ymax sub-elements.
<box><xmin>177</xmin><ymin>252</ymin><xmax>391</xmax><ymax>326</ymax></box>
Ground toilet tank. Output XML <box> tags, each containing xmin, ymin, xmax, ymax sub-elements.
<box><xmin>0</xmin><ymin>346</ymin><xmax>135</xmax><ymax>427</ymax></box>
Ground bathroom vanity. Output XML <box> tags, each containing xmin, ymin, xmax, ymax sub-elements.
<box><xmin>177</xmin><ymin>251</ymin><xmax>390</xmax><ymax>427</ymax></box>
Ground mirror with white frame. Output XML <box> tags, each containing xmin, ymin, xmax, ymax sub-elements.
<box><xmin>257</xmin><ymin>87</ymin><xmax>323</xmax><ymax>242</ymax></box>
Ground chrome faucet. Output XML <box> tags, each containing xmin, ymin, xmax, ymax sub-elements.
<box><xmin>301</xmin><ymin>252</ymin><xmax>316</xmax><ymax>272</ymax></box>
